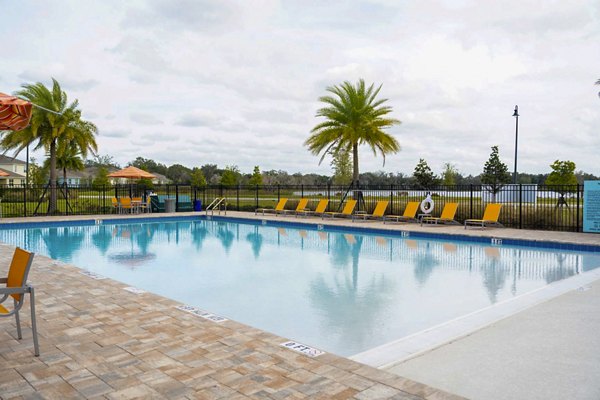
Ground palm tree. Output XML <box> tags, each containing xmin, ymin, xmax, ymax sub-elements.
<box><xmin>43</xmin><ymin>143</ymin><xmax>85</xmax><ymax>186</ymax></box>
<box><xmin>596</xmin><ymin>79</ymin><xmax>600</xmax><ymax>97</ymax></box>
<box><xmin>305</xmin><ymin>79</ymin><xmax>401</xmax><ymax>186</ymax></box>
<box><xmin>0</xmin><ymin>78</ymin><xmax>97</xmax><ymax>213</ymax></box>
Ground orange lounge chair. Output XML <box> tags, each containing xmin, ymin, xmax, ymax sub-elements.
<box><xmin>281</xmin><ymin>198</ymin><xmax>310</xmax><ymax>216</ymax></box>
<box><xmin>464</xmin><ymin>203</ymin><xmax>503</xmax><ymax>229</ymax></box>
<box><xmin>296</xmin><ymin>199</ymin><xmax>329</xmax><ymax>217</ymax></box>
<box><xmin>421</xmin><ymin>202</ymin><xmax>460</xmax><ymax>226</ymax></box>
<box><xmin>322</xmin><ymin>199</ymin><xmax>357</xmax><ymax>219</ymax></box>
<box><xmin>353</xmin><ymin>200</ymin><xmax>389</xmax><ymax>221</ymax></box>
<box><xmin>255</xmin><ymin>198</ymin><xmax>288</xmax><ymax>215</ymax></box>
<box><xmin>383</xmin><ymin>201</ymin><xmax>419</xmax><ymax>223</ymax></box>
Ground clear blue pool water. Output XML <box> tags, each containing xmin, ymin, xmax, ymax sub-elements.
<box><xmin>1</xmin><ymin>217</ymin><xmax>599</xmax><ymax>357</ymax></box>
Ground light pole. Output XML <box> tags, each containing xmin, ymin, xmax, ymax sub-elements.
<box><xmin>512</xmin><ymin>105</ymin><xmax>519</xmax><ymax>184</ymax></box>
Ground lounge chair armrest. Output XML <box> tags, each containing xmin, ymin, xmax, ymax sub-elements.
<box><xmin>0</xmin><ymin>286</ymin><xmax>29</xmax><ymax>295</ymax></box>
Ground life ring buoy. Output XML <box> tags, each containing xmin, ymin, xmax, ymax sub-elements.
<box><xmin>420</xmin><ymin>195</ymin><xmax>434</xmax><ymax>214</ymax></box>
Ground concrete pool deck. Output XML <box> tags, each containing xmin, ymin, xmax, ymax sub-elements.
<box><xmin>0</xmin><ymin>211</ymin><xmax>599</xmax><ymax>399</ymax></box>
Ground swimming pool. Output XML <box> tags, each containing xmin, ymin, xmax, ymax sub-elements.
<box><xmin>1</xmin><ymin>216</ymin><xmax>599</xmax><ymax>357</ymax></box>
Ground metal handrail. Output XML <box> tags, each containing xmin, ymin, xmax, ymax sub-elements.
<box><xmin>205</xmin><ymin>198</ymin><xmax>227</xmax><ymax>216</ymax></box>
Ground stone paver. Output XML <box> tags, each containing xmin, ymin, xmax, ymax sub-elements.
<box><xmin>1</xmin><ymin>211</ymin><xmax>596</xmax><ymax>399</ymax></box>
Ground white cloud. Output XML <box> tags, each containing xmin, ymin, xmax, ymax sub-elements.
<box><xmin>2</xmin><ymin>0</ymin><xmax>600</xmax><ymax>177</ymax></box>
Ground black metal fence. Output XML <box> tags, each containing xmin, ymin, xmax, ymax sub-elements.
<box><xmin>0</xmin><ymin>183</ymin><xmax>587</xmax><ymax>232</ymax></box>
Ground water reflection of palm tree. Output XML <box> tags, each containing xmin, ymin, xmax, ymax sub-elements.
<box><xmin>544</xmin><ymin>253</ymin><xmax>576</xmax><ymax>284</ymax></box>
<box><xmin>91</xmin><ymin>225</ymin><xmax>113</xmax><ymax>255</ymax></box>
<box><xmin>217</xmin><ymin>222</ymin><xmax>234</xmax><ymax>253</ymax></box>
<box><xmin>41</xmin><ymin>226</ymin><xmax>85</xmax><ymax>261</ymax></box>
<box><xmin>246</xmin><ymin>226</ymin><xmax>263</xmax><ymax>259</ymax></box>
<box><xmin>330</xmin><ymin>233</ymin><xmax>364</xmax><ymax>290</ymax></box>
<box><xmin>191</xmin><ymin>222</ymin><xmax>209</xmax><ymax>250</ymax></box>
<box><xmin>413</xmin><ymin>242</ymin><xmax>439</xmax><ymax>286</ymax></box>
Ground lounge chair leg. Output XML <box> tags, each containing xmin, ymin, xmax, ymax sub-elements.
<box><xmin>14</xmin><ymin>298</ymin><xmax>22</xmax><ymax>340</ymax></box>
<box><xmin>30</xmin><ymin>287</ymin><xmax>40</xmax><ymax>357</ymax></box>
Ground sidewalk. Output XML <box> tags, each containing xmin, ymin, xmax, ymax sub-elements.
<box><xmin>385</xmin><ymin>279</ymin><xmax>600</xmax><ymax>400</ymax></box>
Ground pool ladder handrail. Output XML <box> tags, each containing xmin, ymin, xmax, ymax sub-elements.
<box><xmin>205</xmin><ymin>197</ymin><xmax>227</xmax><ymax>216</ymax></box>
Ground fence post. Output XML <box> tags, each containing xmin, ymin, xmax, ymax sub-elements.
<box><xmin>277</xmin><ymin>185</ymin><xmax>280</xmax><ymax>201</ymax></box>
<box><xmin>327</xmin><ymin>183</ymin><xmax>331</xmax><ymax>212</ymax></box>
<box><xmin>236</xmin><ymin>185</ymin><xmax>240</xmax><ymax>211</ymax></box>
<box><xmin>175</xmin><ymin>184</ymin><xmax>179</xmax><ymax>212</ymax></box>
<box><xmin>576</xmin><ymin>184</ymin><xmax>581</xmax><ymax>232</ymax></box>
<box><xmin>23</xmin><ymin>184</ymin><xmax>27</xmax><ymax>217</ymax></box>
<box><xmin>103</xmin><ymin>185</ymin><xmax>106</xmax><ymax>214</ymax></box>
<box><xmin>519</xmin><ymin>184</ymin><xmax>522</xmax><ymax>229</ymax></box>
<box><xmin>469</xmin><ymin>184</ymin><xmax>474</xmax><ymax>219</ymax></box>
<box><xmin>390</xmin><ymin>184</ymin><xmax>394</xmax><ymax>214</ymax></box>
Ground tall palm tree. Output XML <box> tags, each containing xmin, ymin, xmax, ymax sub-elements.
<box><xmin>0</xmin><ymin>78</ymin><xmax>97</xmax><ymax>213</ymax></box>
<box><xmin>596</xmin><ymin>79</ymin><xmax>600</xmax><ymax>97</ymax></box>
<box><xmin>305</xmin><ymin>79</ymin><xmax>401</xmax><ymax>186</ymax></box>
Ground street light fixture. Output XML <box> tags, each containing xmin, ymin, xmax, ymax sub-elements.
<box><xmin>512</xmin><ymin>105</ymin><xmax>519</xmax><ymax>184</ymax></box>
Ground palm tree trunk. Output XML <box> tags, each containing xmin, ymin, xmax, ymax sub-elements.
<box><xmin>49</xmin><ymin>139</ymin><xmax>57</xmax><ymax>214</ymax></box>
<box><xmin>352</xmin><ymin>142</ymin><xmax>359</xmax><ymax>188</ymax></box>
<box><xmin>63</xmin><ymin>167</ymin><xmax>67</xmax><ymax>187</ymax></box>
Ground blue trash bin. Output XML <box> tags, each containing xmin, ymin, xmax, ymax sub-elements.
<box><xmin>194</xmin><ymin>200</ymin><xmax>202</xmax><ymax>211</ymax></box>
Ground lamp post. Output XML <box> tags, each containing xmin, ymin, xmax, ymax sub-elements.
<box><xmin>512</xmin><ymin>105</ymin><xmax>519</xmax><ymax>184</ymax></box>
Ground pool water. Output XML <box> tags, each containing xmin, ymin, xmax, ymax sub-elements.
<box><xmin>1</xmin><ymin>217</ymin><xmax>599</xmax><ymax>357</ymax></box>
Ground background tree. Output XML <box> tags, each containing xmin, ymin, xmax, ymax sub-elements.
<box><xmin>305</xmin><ymin>79</ymin><xmax>401</xmax><ymax>187</ymax></box>
<box><xmin>129</xmin><ymin>156</ymin><xmax>167</xmax><ymax>175</ymax></box>
<box><xmin>248</xmin><ymin>166</ymin><xmax>263</xmax><ymax>186</ymax></box>
<box><xmin>413</xmin><ymin>158</ymin><xmax>438</xmax><ymax>189</ymax></box>
<box><xmin>190</xmin><ymin>168</ymin><xmax>207</xmax><ymax>187</ymax></box>
<box><xmin>0</xmin><ymin>78</ymin><xmax>97</xmax><ymax>213</ymax></box>
<box><xmin>330</xmin><ymin>147</ymin><xmax>352</xmax><ymax>185</ymax></box>
<box><xmin>166</xmin><ymin>164</ymin><xmax>191</xmax><ymax>183</ymax></box>
<box><xmin>92</xmin><ymin>166</ymin><xmax>110</xmax><ymax>190</ymax></box>
<box><xmin>85</xmin><ymin>154</ymin><xmax>119</xmax><ymax>169</ymax></box>
<box><xmin>545</xmin><ymin>160</ymin><xmax>577</xmax><ymax>196</ymax></box>
<box><xmin>441</xmin><ymin>162</ymin><xmax>458</xmax><ymax>186</ymax></box>
<box><xmin>220</xmin><ymin>165</ymin><xmax>240</xmax><ymax>186</ymax></box>
<box><xmin>481</xmin><ymin>145</ymin><xmax>511</xmax><ymax>201</ymax></box>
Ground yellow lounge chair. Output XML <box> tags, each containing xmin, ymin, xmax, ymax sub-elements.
<box><xmin>353</xmin><ymin>200</ymin><xmax>389</xmax><ymax>221</ymax></box>
<box><xmin>120</xmin><ymin>197</ymin><xmax>133</xmax><ymax>214</ymax></box>
<box><xmin>111</xmin><ymin>197</ymin><xmax>121</xmax><ymax>213</ymax></box>
<box><xmin>296</xmin><ymin>199</ymin><xmax>329</xmax><ymax>217</ymax></box>
<box><xmin>281</xmin><ymin>198</ymin><xmax>309</xmax><ymax>216</ymax></box>
<box><xmin>464</xmin><ymin>203</ymin><xmax>503</xmax><ymax>229</ymax></box>
<box><xmin>0</xmin><ymin>247</ymin><xmax>39</xmax><ymax>356</ymax></box>
<box><xmin>255</xmin><ymin>198</ymin><xmax>288</xmax><ymax>215</ymax></box>
<box><xmin>322</xmin><ymin>199</ymin><xmax>357</xmax><ymax>219</ymax></box>
<box><xmin>383</xmin><ymin>201</ymin><xmax>419</xmax><ymax>223</ymax></box>
<box><xmin>421</xmin><ymin>202</ymin><xmax>460</xmax><ymax>226</ymax></box>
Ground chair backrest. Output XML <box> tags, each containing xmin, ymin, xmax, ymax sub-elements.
<box><xmin>121</xmin><ymin>197</ymin><xmax>132</xmax><ymax>207</ymax></box>
<box><xmin>111</xmin><ymin>197</ymin><xmax>119</xmax><ymax>207</ymax></box>
<box><xmin>372</xmin><ymin>201</ymin><xmax>389</xmax><ymax>217</ymax></box>
<box><xmin>7</xmin><ymin>248</ymin><xmax>34</xmax><ymax>302</ymax></box>
<box><xmin>295</xmin><ymin>199</ymin><xmax>309</xmax><ymax>211</ymax></box>
<box><xmin>314</xmin><ymin>199</ymin><xmax>329</xmax><ymax>213</ymax></box>
<box><xmin>482</xmin><ymin>203</ymin><xmax>502</xmax><ymax>222</ymax></box>
<box><xmin>341</xmin><ymin>199</ymin><xmax>357</xmax><ymax>215</ymax></box>
<box><xmin>403</xmin><ymin>202</ymin><xmax>420</xmax><ymax>217</ymax></box>
<box><xmin>440</xmin><ymin>203</ymin><xmax>458</xmax><ymax>220</ymax></box>
<box><xmin>275</xmin><ymin>198</ymin><xmax>288</xmax><ymax>211</ymax></box>
<box><xmin>132</xmin><ymin>197</ymin><xmax>142</xmax><ymax>202</ymax></box>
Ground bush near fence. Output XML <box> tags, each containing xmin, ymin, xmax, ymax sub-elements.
<box><xmin>0</xmin><ymin>183</ymin><xmax>587</xmax><ymax>232</ymax></box>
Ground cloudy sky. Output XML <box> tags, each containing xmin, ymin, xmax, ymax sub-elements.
<box><xmin>2</xmin><ymin>0</ymin><xmax>599</xmax><ymax>176</ymax></box>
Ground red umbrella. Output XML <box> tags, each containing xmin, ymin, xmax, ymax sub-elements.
<box><xmin>0</xmin><ymin>92</ymin><xmax>32</xmax><ymax>131</ymax></box>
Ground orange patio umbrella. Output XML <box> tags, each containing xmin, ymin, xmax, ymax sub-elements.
<box><xmin>108</xmin><ymin>166</ymin><xmax>156</xmax><ymax>179</ymax></box>
<box><xmin>0</xmin><ymin>92</ymin><xmax>32</xmax><ymax>131</ymax></box>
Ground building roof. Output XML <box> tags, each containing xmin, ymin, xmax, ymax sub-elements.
<box><xmin>0</xmin><ymin>167</ymin><xmax>25</xmax><ymax>178</ymax></box>
<box><xmin>0</xmin><ymin>154</ymin><xmax>26</xmax><ymax>165</ymax></box>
